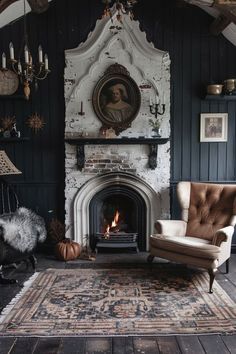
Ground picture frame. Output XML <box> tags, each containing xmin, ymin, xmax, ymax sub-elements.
<box><xmin>200</xmin><ymin>113</ymin><xmax>228</xmax><ymax>142</ymax></box>
<box><xmin>92</xmin><ymin>63</ymin><xmax>141</xmax><ymax>134</ymax></box>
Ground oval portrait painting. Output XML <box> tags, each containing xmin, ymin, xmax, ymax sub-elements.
<box><xmin>92</xmin><ymin>65</ymin><xmax>141</xmax><ymax>134</ymax></box>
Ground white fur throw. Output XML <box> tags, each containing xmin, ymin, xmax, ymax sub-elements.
<box><xmin>0</xmin><ymin>207</ymin><xmax>46</xmax><ymax>253</ymax></box>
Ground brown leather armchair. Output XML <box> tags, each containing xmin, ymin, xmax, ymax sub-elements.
<box><xmin>148</xmin><ymin>182</ymin><xmax>236</xmax><ymax>293</ymax></box>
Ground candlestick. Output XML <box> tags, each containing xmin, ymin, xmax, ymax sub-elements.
<box><xmin>2</xmin><ymin>53</ymin><xmax>6</xmax><ymax>69</ymax></box>
<box><xmin>9</xmin><ymin>42</ymin><xmax>14</xmax><ymax>60</ymax></box>
<box><xmin>149</xmin><ymin>98</ymin><xmax>165</xmax><ymax>117</ymax></box>
<box><xmin>24</xmin><ymin>45</ymin><xmax>29</xmax><ymax>64</ymax></box>
<box><xmin>44</xmin><ymin>54</ymin><xmax>49</xmax><ymax>70</ymax></box>
<box><xmin>79</xmin><ymin>101</ymin><xmax>85</xmax><ymax>116</ymax></box>
<box><xmin>38</xmin><ymin>45</ymin><xmax>43</xmax><ymax>63</ymax></box>
<box><xmin>17</xmin><ymin>61</ymin><xmax>22</xmax><ymax>73</ymax></box>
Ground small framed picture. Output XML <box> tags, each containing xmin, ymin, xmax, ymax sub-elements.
<box><xmin>200</xmin><ymin>113</ymin><xmax>228</xmax><ymax>142</ymax></box>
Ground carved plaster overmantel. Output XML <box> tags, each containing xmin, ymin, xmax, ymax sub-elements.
<box><xmin>64</xmin><ymin>8</ymin><xmax>171</xmax><ymax>243</ymax></box>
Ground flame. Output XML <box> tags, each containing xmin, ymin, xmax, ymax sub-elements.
<box><xmin>111</xmin><ymin>210</ymin><xmax>120</xmax><ymax>227</ymax></box>
<box><xmin>105</xmin><ymin>210</ymin><xmax>120</xmax><ymax>235</ymax></box>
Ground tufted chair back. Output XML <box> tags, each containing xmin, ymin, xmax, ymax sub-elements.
<box><xmin>177</xmin><ymin>182</ymin><xmax>236</xmax><ymax>241</ymax></box>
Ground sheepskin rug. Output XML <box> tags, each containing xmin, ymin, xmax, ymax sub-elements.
<box><xmin>0</xmin><ymin>207</ymin><xmax>46</xmax><ymax>253</ymax></box>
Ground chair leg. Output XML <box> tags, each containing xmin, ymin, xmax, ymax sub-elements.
<box><xmin>0</xmin><ymin>265</ymin><xmax>17</xmax><ymax>284</ymax></box>
<box><xmin>29</xmin><ymin>254</ymin><xmax>37</xmax><ymax>271</ymax></box>
<box><xmin>208</xmin><ymin>269</ymin><xmax>217</xmax><ymax>294</ymax></box>
<box><xmin>147</xmin><ymin>255</ymin><xmax>154</xmax><ymax>263</ymax></box>
<box><xmin>226</xmin><ymin>258</ymin><xmax>229</xmax><ymax>274</ymax></box>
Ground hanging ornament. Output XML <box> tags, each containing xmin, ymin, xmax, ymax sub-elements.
<box><xmin>0</xmin><ymin>116</ymin><xmax>16</xmax><ymax>132</ymax></box>
<box><xmin>26</xmin><ymin>113</ymin><xmax>45</xmax><ymax>133</ymax></box>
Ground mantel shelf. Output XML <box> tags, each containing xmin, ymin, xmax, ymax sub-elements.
<box><xmin>65</xmin><ymin>137</ymin><xmax>169</xmax><ymax>170</ymax></box>
<box><xmin>0</xmin><ymin>95</ymin><xmax>28</xmax><ymax>101</ymax></box>
<box><xmin>205</xmin><ymin>94</ymin><xmax>236</xmax><ymax>101</ymax></box>
<box><xmin>0</xmin><ymin>137</ymin><xmax>30</xmax><ymax>143</ymax></box>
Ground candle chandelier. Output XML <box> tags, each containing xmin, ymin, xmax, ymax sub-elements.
<box><xmin>102</xmin><ymin>0</ymin><xmax>138</xmax><ymax>23</ymax></box>
<box><xmin>1</xmin><ymin>0</ymin><xmax>50</xmax><ymax>99</ymax></box>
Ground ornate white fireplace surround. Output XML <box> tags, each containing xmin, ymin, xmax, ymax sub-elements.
<box><xmin>64</xmin><ymin>7</ymin><xmax>171</xmax><ymax>250</ymax></box>
<box><xmin>74</xmin><ymin>172</ymin><xmax>160</xmax><ymax>250</ymax></box>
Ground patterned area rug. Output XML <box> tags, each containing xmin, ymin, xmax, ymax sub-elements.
<box><xmin>0</xmin><ymin>267</ymin><xmax>236</xmax><ymax>336</ymax></box>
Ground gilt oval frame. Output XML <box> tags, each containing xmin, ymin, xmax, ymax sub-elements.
<box><xmin>92</xmin><ymin>64</ymin><xmax>141</xmax><ymax>134</ymax></box>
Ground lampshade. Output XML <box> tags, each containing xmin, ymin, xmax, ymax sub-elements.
<box><xmin>0</xmin><ymin>150</ymin><xmax>22</xmax><ymax>176</ymax></box>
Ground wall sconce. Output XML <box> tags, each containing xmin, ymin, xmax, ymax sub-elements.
<box><xmin>149</xmin><ymin>94</ymin><xmax>165</xmax><ymax>118</ymax></box>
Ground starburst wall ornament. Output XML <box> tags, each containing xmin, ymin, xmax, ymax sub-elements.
<box><xmin>27</xmin><ymin>113</ymin><xmax>45</xmax><ymax>133</ymax></box>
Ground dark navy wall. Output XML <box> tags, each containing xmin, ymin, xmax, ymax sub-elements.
<box><xmin>0</xmin><ymin>0</ymin><xmax>235</xmax><ymax>243</ymax></box>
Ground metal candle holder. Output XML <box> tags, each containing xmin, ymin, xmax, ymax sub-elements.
<box><xmin>149</xmin><ymin>98</ymin><xmax>165</xmax><ymax>118</ymax></box>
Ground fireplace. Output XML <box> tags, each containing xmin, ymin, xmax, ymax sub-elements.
<box><xmin>64</xmin><ymin>12</ymin><xmax>171</xmax><ymax>250</ymax></box>
<box><xmin>71</xmin><ymin>173</ymin><xmax>162</xmax><ymax>251</ymax></box>
<box><xmin>89</xmin><ymin>185</ymin><xmax>146</xmax><ymax>251</ymax></box>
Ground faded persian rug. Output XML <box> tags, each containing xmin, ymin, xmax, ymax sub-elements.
<box><xmin>0</xmin><ymin>267</ymin><xmax>236</xmax><ymax>336</ymax></box>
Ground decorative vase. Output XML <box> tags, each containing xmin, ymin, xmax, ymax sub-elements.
<box><xmin>152</xmin><ymin>128</ymin><xmax>162</xmax><ymax>138</ymax></box>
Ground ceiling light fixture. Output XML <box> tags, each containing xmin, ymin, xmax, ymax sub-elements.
<box><xmin>1</xmin><ymin>0</ymin><xmax>50</xmax><ymax>100</ymax></box>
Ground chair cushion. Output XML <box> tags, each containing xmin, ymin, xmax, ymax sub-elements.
<box><xmin>150</xmin><ymin>234</ymin><xmax>220</xmax><ymax>260</ymax></box>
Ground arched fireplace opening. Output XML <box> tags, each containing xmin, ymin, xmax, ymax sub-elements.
<box><xmin>89</xmin><ymin>185</ymin><xmax>146</xmax><ymax>251</ymax></box>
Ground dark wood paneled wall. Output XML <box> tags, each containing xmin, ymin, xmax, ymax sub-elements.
<box><xmin>0</xmin><ymin>0</ymin><xmax>235</xmax><ymax>243</ymax></box>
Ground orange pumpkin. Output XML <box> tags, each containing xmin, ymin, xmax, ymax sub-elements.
<box><xmin>55</xmin><ymin>239</ymin><xmax>81</xmax><ymax>261</ymax></box>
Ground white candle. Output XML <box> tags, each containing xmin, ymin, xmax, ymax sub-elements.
<box><xmin>155</xmin><ymin>95</ymin><xmax>159</xmax><ymax>105</ymax></box>
<box><xmin>38</xmin><ymin>45</ymin><xmax>43</xmax><ymax>63</ymax></box>
<box><xmin>2</xmin><ymin>52</ymin><xmax>6</xmax><ymax>69</ymax></box>
<box><xmin>17</xmin><ymin>61</ymin><xmax>22</xmax><ymax>73</ymax></box>
<box><xmin>24</xmin><ymin>45</ymin><xmax>29</xmax><ymax>63</ymax></box>
<box><xmin>149</xmin><ymin>97</ymin><xmax>152</xmax><ymax>106</ymax></box>
<box><xmin>9</xmin><ymin>42</ymin><xmax>14</xmax><ymax>60</ymax></box>
<box><xmin>44</xmin><ymin>54</ymin><xmax>48</xmax><ymax>70</ymax></box>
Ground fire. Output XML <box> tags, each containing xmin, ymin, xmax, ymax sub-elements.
<box><xmin>111</xmin><ymin>210</ymin><xmax>120</xmax><ymax>227</ymax></box>
<box><xmin>105</xmin><ymin>210</ymin><xmax>120</xmax><ymax>236</ymax></box>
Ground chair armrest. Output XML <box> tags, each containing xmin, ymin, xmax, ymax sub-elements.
<box><xmin>212</xmin><ymin>226</ymin><xmax>234</xmax><ymax>247</ymax></box>
<box><xmin>155</xmin><ymin>220</ymin><xmax>187</xmax><ymax>236</ymax></box>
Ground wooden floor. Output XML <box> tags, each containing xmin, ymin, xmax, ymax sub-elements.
<box><xmin>0</xmin><ymin>252</ymin><xmax>236</xmax><ymax>354</ymax></box>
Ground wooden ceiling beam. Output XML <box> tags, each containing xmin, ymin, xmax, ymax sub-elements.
<box><xmin>0</xmin><ymin>0</ymin><xmax>49</xmax><ymax>15</ymax></box>
<box><xmin>215</xmin><ymin>0</ymin><xmax>236</xmax><ymax>4</ymax></box>
<box><xmin>210</xmin><ymin>13</ymin><xmax>231</xmax><ymax>34</ymax></box>
<box><xmin>213</xmin><ymin>3</ymin><xmax>236</xmax><ymax>24</ymax></box>
<box><xmin>27</xmin><ymin>0</ymin><xmax>49</xmax><ymax>13</ymax></box>
<box><xmin>0</xmin><ymin>0</ymin><xmax>19</xmax><ymax>14</ymax></box>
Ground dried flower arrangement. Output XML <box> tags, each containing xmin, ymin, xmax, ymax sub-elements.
<box><xmin>0</xmin><ymin>116</ymin><xmax>16</xmax><ymax>131</ymax></box>
<box><xmin>149</xmin><ymin>118</ymin><xmax>161</xmax><ymax>130</ymax></box>
<box><xmin>26</xmin><ymin>113</ymin><xmax>45</xmax><ymax>133</ymax></box>
<box><xmin>48</xmin><ymin>218</ymin><xmax>65</xmax><ymax>243</ymax></box>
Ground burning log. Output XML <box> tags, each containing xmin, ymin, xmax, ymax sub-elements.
<box><xmin>104</xmin><ymin>210</ymin><xmax>128</xmax><ymax>236</ymax></box>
